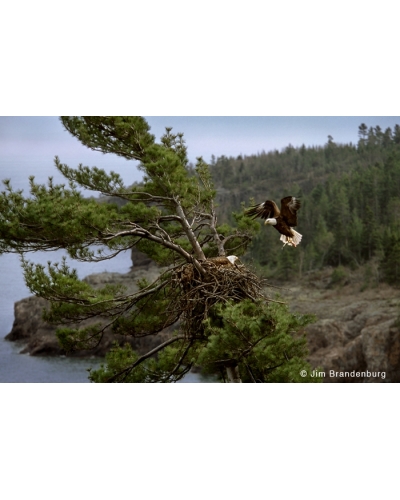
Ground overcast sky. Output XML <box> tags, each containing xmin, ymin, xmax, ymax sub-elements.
<box><xmin>1</xmin><ymin>116</ymin><xmax>400</xmax><ymax>192</ymax></box>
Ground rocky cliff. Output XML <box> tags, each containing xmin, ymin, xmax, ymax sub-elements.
<box><xmin>279</xmin><ymin>267</ymin><xmax>400</xmax><ymax>383</ymax></box>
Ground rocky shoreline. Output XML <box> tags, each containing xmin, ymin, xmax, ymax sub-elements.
<box><xmin>6</xmin><ymin>254</ymin><xmax>400</xmax><ymax>382</ymax></box>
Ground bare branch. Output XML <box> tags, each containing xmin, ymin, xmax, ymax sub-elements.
<box><xmin>101</xmin><ymin>224</ymin><xmax>197</xmax><ymax>263</ymax></box>
<box><xmin>156</xmin><ymin>215</ymin><xmax>183</xmax><ymax>223</ymax></box>
<box><xmin>174</xmin><ymin>200</ymin><xmax>206</xmax><ymax>261</ymax></box>
<box><xmin>209</xmin><ymin>202</ymin><xmax>225</xmax><ymax>256</ymax></box>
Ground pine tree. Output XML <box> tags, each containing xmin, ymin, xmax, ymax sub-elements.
<box><xmin>381</xmin><ymin>231</ymin><xmax>400</xmax><ymax>285</ymax></box>
<box><xmin>382</xmin><ymin>127</ymin><xmax>393</xmax><ymax>148</ymax></box>
<box><xmin>0</xmin><ymin>117</ymin><xmax>316</xmax><ymax>383</ymax></box>
<box><xmin>358</xmin><ymin>123</ymin><xmax>368</xmax><ymax>147</ymax></box>
<box><xmin>394</xmin><ymin>125</ymin><xmax>400</xmax><ymax>145</ymax></box>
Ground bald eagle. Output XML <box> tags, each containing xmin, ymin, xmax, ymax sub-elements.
<box><xmin>207</xmin><ymin>255</ymin><xmax>241</xmax><ymax>267</ymax></box>
<box><xmin>246</xmin><ymin>196</ymin><xmax>302</xmax><ymax>247</ymax></box>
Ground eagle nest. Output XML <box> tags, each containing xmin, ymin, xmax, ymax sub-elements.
<box><xmin>169</xmin><ymin>256</ymin><xmax>268</xmax><ymax>338</ymax></box>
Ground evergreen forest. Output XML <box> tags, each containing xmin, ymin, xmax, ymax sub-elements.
<box><xmin>205</xmin><ymin>123</ymin><xmax>400</xmax><ymax>285</ymax></box>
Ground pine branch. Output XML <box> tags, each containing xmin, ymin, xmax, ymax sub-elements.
<box><xmin>105</xmin><ymin>335</ymin><xmax>187</xmax><ymax>382</ymax></box>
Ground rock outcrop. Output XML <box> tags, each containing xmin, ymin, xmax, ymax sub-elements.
<box><xmin>280</xmin><ymin>269</ymin><xmax>400</xmax><ymax>383</ymax></box>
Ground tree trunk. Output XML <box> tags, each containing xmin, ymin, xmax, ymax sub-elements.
<box><xmin>226</xmin><ymin>365</ymin><xmax>242</xmax><ymax>383</ymax></box>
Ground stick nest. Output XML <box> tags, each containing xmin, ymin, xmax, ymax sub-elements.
<box><xmin>170</xmin><ymin>258</ymin><xmax>267</xmax><ymax>338</ymax></box>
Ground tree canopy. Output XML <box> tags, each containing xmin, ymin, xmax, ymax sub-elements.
<box><xmin>0</xmin><ymin>117</ymin><xmax>316</xmax><ymax>382</ymax></box>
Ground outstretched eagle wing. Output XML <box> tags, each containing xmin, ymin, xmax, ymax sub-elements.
<box><xmin>245</xmin><ymin>200</ymin><xmax>280</xmax><ymax>220</ymax></box>
<box><xmin>280</xmin><ymin>196</ymin><xmax>301</xmax><ymax>226</ymax></box>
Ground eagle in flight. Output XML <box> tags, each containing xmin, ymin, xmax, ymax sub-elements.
<box><xmin>245</xmin><ymin>196</ymin><xmax>302</xmax><ymax>247</ymax></box>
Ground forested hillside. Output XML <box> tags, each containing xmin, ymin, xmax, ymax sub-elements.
<box><xmin>207</xmin><ymin>123</ymin><xmax>400</xmax><ymax>284</ymax></box>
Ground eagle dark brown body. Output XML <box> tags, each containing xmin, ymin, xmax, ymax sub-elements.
<box><xmin>246</xmin><ymin>196</ymin><xmax>302</xmax><ymax>247</ymax></box>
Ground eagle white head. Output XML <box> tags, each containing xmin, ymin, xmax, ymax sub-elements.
<box><xmin>226</xmin><ymin>255</ymin><xmax>239</xmax><ymax>265</ymax></box>
<box><xmin>264</xmin><ymin>218</ymin><xmax>277</xmax><ymax>226</ymax></box>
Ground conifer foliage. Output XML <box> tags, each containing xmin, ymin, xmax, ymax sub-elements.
<box><xmin>0</xmin><ymin>117</ymin><xmax>316</xmax><ymax>382</ymax></box>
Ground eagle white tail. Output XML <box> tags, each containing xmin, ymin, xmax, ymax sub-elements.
<box><xmin>280</xmin><ymin>229</ymin><xmax>302</xmax><ymax>247</ymax></box>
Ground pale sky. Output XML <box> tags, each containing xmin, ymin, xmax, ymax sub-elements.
<box><xmin>1</xmin><ymin>116</ymin><xmax>400</xmax><ymax>192</ymax></box>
